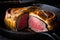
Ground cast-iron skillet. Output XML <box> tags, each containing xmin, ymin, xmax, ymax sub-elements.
<box><xmin>0</xmin><ymin>1</ymin><xmax>60</xmax><ymax>40</ymax></box>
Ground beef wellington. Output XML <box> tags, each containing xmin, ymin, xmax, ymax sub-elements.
<box><xmin>29</xmin><ymin>9</ymin><xmax>57</xmax><ymax>32</ymax></box>
<box><xmin>4</xmin><ymin>7</ymin><xmax>29</xmax><ymax>31</ymax></box>
<box><xmin>4</xmin><ymin>6</ymin><xmax>57</xmax><ymax>32</ymax></box>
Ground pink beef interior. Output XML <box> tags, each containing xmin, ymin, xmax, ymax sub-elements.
<box><xmin>17</xmin><ymin>14</ymin><xmax>29</xmax><ymax>30</ymax></box>
<box><xmin>29</xmin><ymin>16</ymin><xmax>48</xmax><ymax>32</ymax></box>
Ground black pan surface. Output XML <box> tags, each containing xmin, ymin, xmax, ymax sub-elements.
<box><xmin>0</xmin><ymin>2</ymin><xmax>60</xmax><ymax>40</ymax></box>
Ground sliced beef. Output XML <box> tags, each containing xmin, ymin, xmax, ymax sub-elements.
<box><xmin>29</xmin><ymin>16</ymin><xmax>48</xmax><ymax>32</ymax></box>
<box><xmin>17</xmin><ymin>13</ymin><xmax>29</xmax><ymax>30</ymax></box>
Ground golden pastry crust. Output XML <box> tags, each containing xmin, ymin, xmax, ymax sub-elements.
<box><xmin>4</xmin><ymin>7</ymin><xmax>29</xmax><ymax>31</ymax></box>
<box><xmin>29</xmin><ymin>9</ymin><xmax>57</xmax><ymax>30</ymax></box>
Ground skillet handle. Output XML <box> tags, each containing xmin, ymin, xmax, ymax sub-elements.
<box><xmin>52</xmin><ymin>33</ymin><xmax>60</xmax><ymax>40</ymax></box>
<box><xmin>42</xmin><ymin>33</ymin><xmax>60</xmax><ymax>40</ymax></box>
<box><xmin>42</xmin><ymin>33</ymin><xmax>55</xmax><ymax>40</ymax></box>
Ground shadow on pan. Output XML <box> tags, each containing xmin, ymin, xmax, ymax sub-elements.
<box><xmin>0</xmin><ymin>1</ymin><xmax>60</xmax><ymax>40</ymax></box>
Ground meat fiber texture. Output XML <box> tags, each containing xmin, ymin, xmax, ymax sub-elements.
<box><xmin>17</xmin><ymin>14</ymin><xmax>48</xmax><ymax>32</ymax></box>
<box><xmin>17</xmin><ymin>14</ymin><xmax>29</xmax><ymax>30</ymax></box>
<box><xmin>29</xmin><ymin>16</ymin><xmax>48</xmax><ymax>32</ymax></box>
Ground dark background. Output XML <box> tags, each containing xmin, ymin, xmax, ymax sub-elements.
<box><xmin>0</xmin><ymin>0</ymin><xmax>60</xmax><ymax>40</ymax></box>
<box><xmin>0</xmin><ymin>0</ymin><xmax>60</xmax><ymax>8</ymax></box>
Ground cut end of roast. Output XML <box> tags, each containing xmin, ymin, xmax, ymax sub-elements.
<box><xmin>17</xmin><ymin>13</ymin><xmax>29</xmax><ymax>30</ymax></box>
<box><xmin>29</xmin><ymin>16</ymin><xmax>48</xmax><ymax>32</ymax></box>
